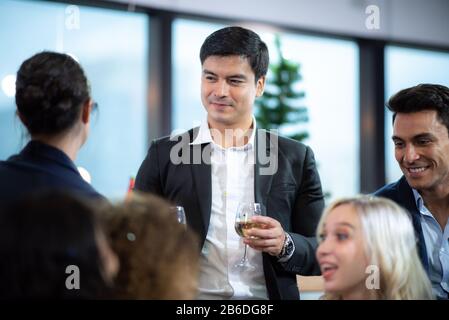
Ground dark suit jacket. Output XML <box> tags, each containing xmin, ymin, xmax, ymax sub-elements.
<box><xmin>135</xmin><ymin>128</ymin><xmax>324</xmax><ymax>300</ymax></box>
<box><xmin>374</xmin><ymin>176</ymin><xmax>430</xmax><ymax>273</ymax></box>
<box><xmin>0</xmin><ymin>140</ymin><xmax>102</xmax><ymax>205</ymax></box>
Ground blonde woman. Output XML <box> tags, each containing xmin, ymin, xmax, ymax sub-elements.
<box><xmin>316</xmin><ymin>195</ymin><xmax>433</xmax><ymax>300</ymax></box>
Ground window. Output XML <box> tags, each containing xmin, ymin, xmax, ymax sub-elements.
<box><xmin>172</xmin><ymin>19</ymin><xmax>359</xmax><ymax>203</ymax></box>
<box><xmin>0</xmin><ymin>0</ymin><xmax>149</xmax><ymax>198</ymax></box>
<box><xmin>385</xmin><ymin>46</ymin><xmax>449</xmax><ymax>183</ymax></box>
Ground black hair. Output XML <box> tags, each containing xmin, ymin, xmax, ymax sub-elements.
<box><xmin>387</xmin><ymin>83</ymin><xmax>449</xmax><ymax>135</ymax></box>
<box><xmin>199</xmin><ymin>26</ymin><xmax>269</xmax><ymax>81</ymax></box>
<box><xmin>15</xmin><ymin>51</ymin><xmax>90</xmax><ymax>135</ymax></box>
<box><xmin>0</xmin><ymin>192</ymin><xmax>110</xmax><ymax>299</ymax></box>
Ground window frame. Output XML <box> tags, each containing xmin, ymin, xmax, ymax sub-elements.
<box><xmin>31</xmin><ymin>0</ymin><xmax>449</xmax><ymax>193</ymax></box>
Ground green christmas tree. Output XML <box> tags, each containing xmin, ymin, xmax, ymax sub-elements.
<box><xmin>255</xmin><ymin>35</ymin><xmax>308</xmax><ymax>142</ymax></box>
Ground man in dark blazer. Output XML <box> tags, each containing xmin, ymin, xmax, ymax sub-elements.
<box><xmin>375</xmin><ymin>84</ymin><xmax>449</xmax><ymax>299</ymax></box>
<box><xmin>135</xmin><ymin>26</ymin><xmax>324</xmax><ymax>300</ymax></box>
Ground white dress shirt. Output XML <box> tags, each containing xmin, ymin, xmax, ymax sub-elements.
<box><xmin>192</xmin><ymin>117</ymin><xmax>268</xmax><ymax>300</ymax></box>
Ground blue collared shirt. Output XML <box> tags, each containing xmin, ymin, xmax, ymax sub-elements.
<box><xmin>412</xmin><ymin>189</ymin><xmax>449</xmax><ymax>299</ymax></box>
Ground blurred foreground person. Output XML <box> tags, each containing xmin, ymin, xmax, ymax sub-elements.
<box><xmin>316</xmin><ymin>196</ymin><xmax>433</xmax><ymax>300</ymax></box>
<box><xmin>105</xmin><ymin>192</ymin><xmax>200</xmax><ymax>299</ymax></box>
<box><xmin>0</xmin><ymin>192</ymin><xmax>118</xmax><ymax>299</ymax></box>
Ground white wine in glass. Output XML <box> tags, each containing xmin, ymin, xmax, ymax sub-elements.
<box><xmin>234</xmin><ymin>202</ymin><xmax>264</xmax><ymax>269</ymax></box>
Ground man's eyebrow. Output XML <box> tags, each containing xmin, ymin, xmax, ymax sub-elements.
<box><xmin>392</xmin><ymin>133</ymin><xmax>435</xmax><ymax>140</ymax></box>
<box><xmin>202</xmin><ymin>70</ymin><xmax>216</xmax><ymax>76</ymax></box>
<box><xmin>202</xmin><ymin>70</ymin><xmax>247</xmax><ymax>80</ymax></box>
<box><xmin>413</xmin><ymin>133</ymin><xmax>435</xmax><ymax>140</ymax></box>
<box><xmin>228</xmin><ymin>74</ymin><xmax>247</xmax><ymax>80</ymax></box>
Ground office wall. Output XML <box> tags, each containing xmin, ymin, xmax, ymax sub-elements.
<box><xmin>108</xmin><ymin>0</ymin><xmax>449</xmax><ymax>47</ymax></box>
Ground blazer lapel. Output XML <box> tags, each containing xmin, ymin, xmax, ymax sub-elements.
<box><xmin>254</xmin><ymin>129</ymin><xmax>275</xmax><ymax>216</ymax></box>
<box><xmin>255</xmin><ymin>129</ymin><xmax>285</xmax><ymax>299</ymax></box>
<box><xmin>189</xmin><ymin>135</ymin><xmax>212</xmax><ymax>241</ymax></box>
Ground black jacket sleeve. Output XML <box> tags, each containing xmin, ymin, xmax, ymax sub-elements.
<box><xmin>282</xmin><ymin>146</ymin><xmax>324</xmax><ymax>276</ymax></box>
<box><xmin>135</xmin><ymin>139</ymin><xmax>163</xmax><ymax>195</ymax></box>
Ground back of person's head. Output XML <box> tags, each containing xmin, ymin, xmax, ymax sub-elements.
<box><xmin>15</xmin><ymin>51</ymin><xmax>90</xmax><ymax>136</ymax></box>
<box><xmin>105</xmin><ymin>192</ymin><xmax>200</xmax><ymax>299</ymax></box>
<box><xmin>317</xmin><ymin>195</ymin><xmax>433</xmax><ymax>300</ymax></box>
<box><xmin>0</xmin><ymin>191</ymin><xmax>116</xmax><ymax>299</ymax></box>
<box><xmin>387</xmin><ymin>83</ymin><xmax>449</xmax><ymax>134</ymax></box>
<box><xmin>199</xmin><ymin>26</ymin><xmax>269</xmax><ymax>81</ymax></box>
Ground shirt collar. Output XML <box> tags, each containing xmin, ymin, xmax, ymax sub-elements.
<box><xmin>190</xmin><ymin>116</ymin><xmax>257</xmax><ymax>149</ymax></box>
<box><xmin>412</xmin><ymin>188</ymin><xmax>433</xmax><ymax>218</ymax></box>
<box><xmin>190</xmin><ymin>119</ymin><xmax>213</xmax><ymax>145</ymax></box>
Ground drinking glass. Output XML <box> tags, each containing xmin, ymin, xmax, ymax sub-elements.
<box><xmin>234</xmin><ymin>202</ymin><xmax>264</xmax><ymax>269</ymax></box>
<box><xmin>170</xmin><ymin>206</ymin><xmax>187</xmax><ymax>225</ymax></box>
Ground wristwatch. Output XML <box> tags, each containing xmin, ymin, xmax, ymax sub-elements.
<box><xmin>277</xmin><ymin>232</ymin><xmax>295</xmax><ymax>262</ymax></box>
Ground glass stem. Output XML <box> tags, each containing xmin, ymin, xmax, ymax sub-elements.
<box><xmin>243</xmin><ymin>244</ymin><xmax>248</xmax><ymax>262</ymax></box>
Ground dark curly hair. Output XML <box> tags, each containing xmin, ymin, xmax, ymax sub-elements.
<box><xmin>388</xmin><ymin>83</ymin><xmax>449</xmax><ymax>135</ymax></box>
<box><xmin>0</xmin><ymin>192</ymin><xmax>111</xmax><ymax>299</ymax></box>
<box><xmin>15</xmin><ymin>51</ymin><xmax>90</xmax><ymax>135</ymax></box>
<box><xmin>200</xmin><ymin>26</ymin><xmax>269</xmax><ymax>82</ymax></box>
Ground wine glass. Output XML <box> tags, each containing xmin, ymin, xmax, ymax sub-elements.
<box><xmin>234</xmin><ymin>202</ymin><xmax>264</xmax><ymax>269</ymax></box>
<box><xmin>170</xmin><ymin>206</ymin><xmax>187</xmax><ymax>225</ymax></box>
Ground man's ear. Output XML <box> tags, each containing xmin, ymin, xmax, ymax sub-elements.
<box><xmin>256</xmin><ymin>76</ymin><xmax>266</xmax><ymax>97</ymax></box>
<box><xmin>81</xmin><ymin>100</ymin><xmax>92</xmax><ymax>124</ymax></box>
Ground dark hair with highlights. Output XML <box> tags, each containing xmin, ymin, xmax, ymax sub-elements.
<box><xmin>105</xmin><ymin>192</ymin><xmax>200</xmax><ymax>299</ymax></box>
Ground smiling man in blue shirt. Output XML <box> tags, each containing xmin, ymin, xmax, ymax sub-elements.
<box><xmin>375</xmin><ymin>84</ymin><xmax>449</xmax><ymax>299</ymax></box>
